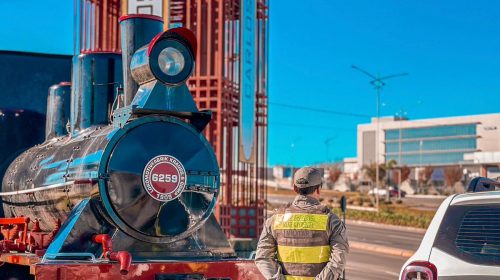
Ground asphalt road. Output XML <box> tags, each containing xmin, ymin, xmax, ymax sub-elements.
<box><xmin>267</xmin><ymin>192</ymin><xmax>428</xmax><ymax>279</ymax></box>
<box><xmin>346</xmin><ymin>222</ymin><xmax>424</xmax><ymax>251</ymax></box>
<box><xmin>344</xmin><ymin>222</ymin><xmax>424</xmax><ymax>279</ymax></box>
<box><xmin>346</xmin><ymin>248</ymin><xmax>406</xmax><ymax>280</ymax></box>
<box><xmin>267</xmin><ymin>192</ymin><xmax>426</xmax><ymax>252</ymax></box>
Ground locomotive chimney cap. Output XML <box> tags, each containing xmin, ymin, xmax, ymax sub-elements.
<box><xmin>147</xmin><ymin>27</ymin><xmax>197</xmax><ymax>58</ymax></box>
<box><xmin>118</xmin><ymin>14</ymin><xmax>164</xmax><ymax>23</ymax></box>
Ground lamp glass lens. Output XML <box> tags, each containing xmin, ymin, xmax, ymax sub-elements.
<box><xmin>158</xmin><ymin>47</ymin><xmax>185</xmax><ymax>76</ymax></box>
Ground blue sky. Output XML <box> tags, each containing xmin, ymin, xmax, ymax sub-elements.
<box><xmin>1</xmin><ymin>1</ymin><xmax>500</xmax><ymax>167</ymax></box>
<box><xmin>0</xmin><ymin>1</ymin><xmax>73</xmax><ymax>55</ymax></box>
<box><xmin>269</xmin><ymin>0</ymin><xmax>500</xmax><ymax>166</ymax></box>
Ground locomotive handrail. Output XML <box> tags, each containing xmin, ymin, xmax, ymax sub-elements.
<box><xmin>0</xmin><ymin>181</ymin><xmax>83</xmax><ymax>196</ymax></box>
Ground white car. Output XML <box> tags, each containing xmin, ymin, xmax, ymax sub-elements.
<box><xmin>400</xmin><ymin>177</ymin><xmax>500</xmax><ymax>280</ymax></box>
<box><xmin>368</xmin><ymin>187</ymin><xmax>388</xmax><ymax>196</ymax></box>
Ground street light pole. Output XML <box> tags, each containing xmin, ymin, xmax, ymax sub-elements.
<box><xmin>352</xmin><ymin>65</ymin><xmax>408</xmax><ymax>210</ymax></box>
<box><xmin>396</xmin><ymin>108</ymin><xmax>407</xmax><ymax>201</ymax></box>
<box><xmin>419</xmin><ymin>139</ymin><xmax>423</xmax><ymax>194</ymax></box>
<box><xmin>375</xmin><ymin>86</ymin><xmax>381</xmax><ymax>208</ymax></box>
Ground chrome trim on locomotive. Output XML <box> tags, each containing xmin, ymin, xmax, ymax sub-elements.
<box><xmin>120</xmin><ymin>15</ymin><xmax>164</xmax><ymax>106</ymax></box>
<box><xmin>45</xmin><ymin>82</ymin><xmax>71</xmax><ymax>140</ymax></box>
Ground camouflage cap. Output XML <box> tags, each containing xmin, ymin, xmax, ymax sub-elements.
<box><xmin>293</xmin><ymin>167</ymin><xmax>322</xmax><ymax>189</ymax></box>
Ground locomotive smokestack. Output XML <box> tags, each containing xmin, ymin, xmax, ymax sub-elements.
<box><xmin>69</xmin><ymin>53</ymin><xmax>122</xmax><ymax>135</ymax></box>
<box><xmin>119</xmin><ymin>15</ymin><xmax>164</xmax><ymax>106</ymax></box>
<box><xmin>45</xmin><ymin>82</ymin><xmax>71</xmax><ymax>139</ymax></box>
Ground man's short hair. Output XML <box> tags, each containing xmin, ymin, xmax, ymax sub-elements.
<box><xmin>296</xmin><ymin>184</ymin><xmax>321</xmax><ymax>195</ymax></box>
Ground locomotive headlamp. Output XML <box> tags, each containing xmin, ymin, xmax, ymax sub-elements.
<box><xmin>158</xmin><ymin>47</ymin><xmax>185</xmax><ymax>76</ymax></box>
<box><xmin>130</xmin><ymin>27</ymin><xmax>196</xmax><ymax>86</ymax></box>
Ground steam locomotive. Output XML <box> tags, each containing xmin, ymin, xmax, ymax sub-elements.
<box><xmin>0</xmin><ymin>14</ymin><xmax>262</xmax><ymax>280</ymax></box>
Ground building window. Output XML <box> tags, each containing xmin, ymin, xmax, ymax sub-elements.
<box><xmin>386</xmin><ymin>152</ymin><xmax>468</xmax><ymax>166</ymax></box>
<box><xmin>386</xmin><ymin>138</ymin><xmax>477</xmax><ymax>154</ymax></box>
<box><xmin>385</xmin><ymin>124</ymin><xmax>476</xmax><ymax>140</ymax></box>
<box><xmin>384</xmin><ymin>124</ymin><xmax>477</xmax><ymax>166</ymax></box>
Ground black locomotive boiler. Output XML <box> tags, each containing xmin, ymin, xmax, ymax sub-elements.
<box><xmin>0</xmin><ymin>14</ymin><xmax>262</xmax><ymax>279</ymax></box>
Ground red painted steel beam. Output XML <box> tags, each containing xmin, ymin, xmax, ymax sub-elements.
<box><xmin>76</xmin><ymin>0</ymin><xmax>121</xmax><ymax>53</ymax></box>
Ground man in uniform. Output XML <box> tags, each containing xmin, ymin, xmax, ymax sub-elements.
<box><xmin>255</xmin><ymin>167</ymin><xmax>349</xmax><ymax>280</ymax></box>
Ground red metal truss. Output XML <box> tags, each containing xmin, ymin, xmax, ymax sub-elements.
<box><xmin>76</xmin><ymin>0</ymin><xmax>121</xmax><ymax>53</ymax></box>
<box><xmin>75</xmin><ymin>0</ymin><xmax>269</xmax><ymax>238</ymax></box>
<box><xmin>167</xmin><ymin>0</ymin><xmax>269</xmax><ymax>238</ymax></box>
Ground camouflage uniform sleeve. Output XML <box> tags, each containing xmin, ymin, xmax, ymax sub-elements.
<box><xmin>255</xmin><ymin>215</ymin><xmax>284</xmax><ymax>280</ymax></box>
<box><xmin>316</xmin><ymin>212</ymin><xmax>349</xmax><ymax>280</ymax></box>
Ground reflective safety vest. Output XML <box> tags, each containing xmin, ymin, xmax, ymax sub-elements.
<box><xmin>272</xmin><ymin>207</ymin><xmax>331</xmax><ymax>280</ymax></box>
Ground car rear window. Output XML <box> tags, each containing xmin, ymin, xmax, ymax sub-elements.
<box><xmin>433</xmin><ymin>204</ymin><xmax>500</xmax><ymax>265</ymax></box>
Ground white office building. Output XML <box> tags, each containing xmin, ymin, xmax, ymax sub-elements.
<box><xmin>357</xmin><ymin>113</ymin><xmax>500</xmax><ymax>177</ymax></box>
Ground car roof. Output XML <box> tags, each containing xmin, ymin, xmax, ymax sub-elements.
<box><xmin>450</xmin><ymin>190</ymin><xmax>500</xmax><ymax>206</ymax></box>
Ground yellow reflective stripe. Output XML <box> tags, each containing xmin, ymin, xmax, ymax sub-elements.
<box><xmin>284</xmin><ymin>276</ymin><xmax>315</xmax><ymax>280</ymax></box>
<box><xmin>273</xmin><ymin>213</ymin><xmax>328</xmax><ymax>231</ymax></box>
<box><xmin>277</xmin><ymin>245</ymin><xmax>331</xmax><ymax>264</ymax></box>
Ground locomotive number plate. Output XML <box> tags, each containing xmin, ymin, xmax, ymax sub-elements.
<box><xmin>142</xmin><ymin>155</ymin><xmax>187</xmax><ymax>202</ymax></box>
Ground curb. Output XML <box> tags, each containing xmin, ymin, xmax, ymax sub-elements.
<box><xmin>350</xmin><ymin>241</ymin><xmax>414</xmax><ymax>258</ymax></box>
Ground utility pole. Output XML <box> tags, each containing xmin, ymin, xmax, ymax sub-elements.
<box><xmin>352</xmin><ymin>65</ymin><xmax>408</xmax><ymax>210</ymax></box>
<box><xmin>324</xmin><ymin>136</ymin><xmax>337</xmax><ymax>163</ymax></box>
<box><xmin>419</xmin><ymin>139</ymin><xmax>423</xmax><ymax>194</ymax></box>
<box><xmin>395</xmin><ymin>108</ymin><xmax>407</xmax><ymax>200</ymax></box>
